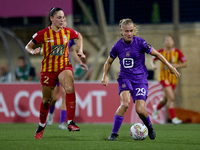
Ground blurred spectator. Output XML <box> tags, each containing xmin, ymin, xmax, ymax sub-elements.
<box><xmin>15</xmin><ymin>56</ymin><xmax>37</xmax><ymax>82</ymax></box>
<box><xmin>0</xmin><ymin>64</ymin><xmax>12</xmax><ymax>83</ymax></box>
<box><xmin>74</xmin><ymin>50</ymin><xmax>91</xmax><ymax>80</ymax></box>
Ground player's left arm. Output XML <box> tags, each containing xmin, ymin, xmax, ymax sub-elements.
<box><xmin>76</xmin><ymin>33</ymin><xmax>86</xmax><ymax>59</ymax></box>
<box><xmin>70</xmin><ymin>46</ymin><xmax>88</xmax><ymax>70</ymax></box>
<box><xmin>150</xmin><ymin>47</ymin><xmax>181</xmax><ymax>78</ymax></box>
<box><xmin>69</xmin><ymin>28</ymin><xmax>85</xmax><ymax>59</ymax></box>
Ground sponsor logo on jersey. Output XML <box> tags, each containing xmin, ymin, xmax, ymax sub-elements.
<box><xmin>122</xmin><ymin>83</ymin><xmax>126</xmax><ymax>88</ymax></box>
<box><xmin>147</xmin><ymin>43</ymin><xmax>152</xmax><ymax>49</ymax></box>
<box><xmin>51</xmin><ymin>45</ymin><xmax>65</xmax><ymax>55</ymax></box>
<box><xmin>47</xmin><ymin>37</ymin><xmax>54</xmax><ymax>43</ymax></box>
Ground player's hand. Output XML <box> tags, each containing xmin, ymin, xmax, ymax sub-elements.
<box><xmin>31</xmin><ymin>47</ymin><xmax>41</xmax><ymax>55</ymax></box>
<box><xmin>169</xmin><ymin>66</ymin><xmax>181</xmax><ymax>78</ymax></box>
<box><xmin>77</xmin><ymin>53</ymin><xmax>86</xmax><ymax>60</ymax></box>
<box><xmin>101</xmin><ymin>76</ymin><xmax>108</xmax><ymax>86</ymax></box>
<box><xmin>152</xmin><ymin>65</ymin><xmax>157</xmax><ymax>70</ymax></box>
<box><xmin>80</xmin><ymin>62</ymin><xmax>88</xmax><ymax>71</ymax></box>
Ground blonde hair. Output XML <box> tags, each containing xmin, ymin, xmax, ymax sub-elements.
<box><xmin>119</xmin><ymin>18</ymin><xmax>139</xmax><ymax>36</ymax></box>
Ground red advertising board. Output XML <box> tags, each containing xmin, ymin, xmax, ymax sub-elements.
<box><xmin>0</xmin><ymin>0</ymin><xmax>72</xmax><ymax>17</ymax></box>
<box><xmin>0</xmin><ymin>81</ymin><xmax>165</xmax><ymax>124</ymax></box>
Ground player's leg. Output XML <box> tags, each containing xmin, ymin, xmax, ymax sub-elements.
<box><xmin>58</xmin><ymin>86</ymin><xmax>68</xmax><ymax>130</ymax></box>
<box><xmin>47</xmin><ymin>85</ymin><xmax>59</xmax><ymax>125</ymax></box>
<box><xmin>158</xmin><ymin>96</ymin><xmax>168</xmax><ymax>108</ymax></box>
<box><xmin>108</xmin><ymin>78</ymin><xmax>132</xmax><ymax>141</ymax></box>
<box><xmin>59</xmin><ymin>69</ymin><xmax>80</xmax><ymax>131</ymax></box>
<box><xmin>35</xmin><ymin>85</ymin><xmax>54</xmax><ymax>139</ymax></box>
<box><xmin>133</xmin><ymin>83</ymin><xmax>156</xmax><ymax>140</ymax></box>
<box><xmin>108</xmin><ymin>90</ymin><xmax>131</xmax><ymax>141</ymax></box>
<box><xmin>135</xmin><ymin>100</ymin><xmax>156</xmax><ymax>140</ymax></box>
<box><xmin>164</xmin><ymin>86</ymin><xmax>182</xmax><ymax>124</ymax></box>
<box><xmin>152</xmin><ymin>96</ymin><xmax>167</xmax><ymax>119</ymax></box>
<box><xmin>152</xmin><ymin>80</ymin><xmax>169</xmax><ymax>119</ymax></box>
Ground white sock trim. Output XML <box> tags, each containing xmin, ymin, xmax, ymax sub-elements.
<box><xmin>39</xmin><ymin>122</ymin><xmax>46</xmax><ymax>127</ymax></box>
<box><xmin>68</xmin><ymin>120</ymin><xmax>72</xmax><ymax>124</ymax></box>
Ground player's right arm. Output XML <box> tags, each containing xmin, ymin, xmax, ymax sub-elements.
<box><xmin>25</xmin><ymin>30</ymin><xmax>44</xmax><ymax>55</ymax></box>
<box><xmin>25</xmin><ymin>40</ymin><xmax>41</xmax><ymax>55</ymax></box>
<box><xmin>101</xmin><ymin>56</ymin><xmax>114</xmax><ymax>86</ymax></box>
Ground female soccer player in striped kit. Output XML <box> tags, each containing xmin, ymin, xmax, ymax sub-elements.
<box><xmin>25</xmin><ymin>7</ymin><xmax>87</xmax><ymax>139</ymax></box>
<box><xmin>102</xmin><ymin>19</ymin><xmax>180</xmax><ymax>141</ymax></box>
<box><xmin>151</xmin><ymin>35</ymin><xmax>187</xmax><ymax>124</ymax></box>
<box><xmin>46</xmin><ymin>17</ymin><xmax>88</xmax><ymax>130</ymax></box>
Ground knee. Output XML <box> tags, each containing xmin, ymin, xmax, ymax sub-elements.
<box><xmin>120</xmin><ymin>100</ymin><xmax>130</xmax><ymax>111</ymax></box>
<box><xmin>136</xmin><ymin>106</ymin><xmax>146</xmax><ymax>116</ymax></box>
<box><xmin>167</xmin><ymin>95</ymin><xmax>175</xmax><ymax>102</ymax></box>
<box><xmin>42</xmin><ymin>99</ymin><xmax>51</xmax><ymax>105</ymax></box>
<box><xmin>63</xmin><ymin>85</ymin><xmax>74</xmax><ymax>93</ymax></box>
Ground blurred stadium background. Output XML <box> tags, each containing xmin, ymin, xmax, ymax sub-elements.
<box><xmin>0</xmin><ymin>0</ymin><xmax>200</xmax><ymax>121</ymax></box>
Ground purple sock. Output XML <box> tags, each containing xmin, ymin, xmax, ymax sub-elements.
<box><xmin>141</xmin><ymin>115</ymin><xmax>152</xmax><ymax>129</ymax></box>
<box><xmin>49</xmin><ymin>106</ymin><xmax>55</xmax><ymax>114</ymax></box>
<box><xmin>112</xmin><ymin>114</ymin><xmax>124</xmax><ymax>134</ymax></box>
<box><xmin>60</xmin><ymin>110</ymin><xmax>67</xmax><ymax>124</ymax></box>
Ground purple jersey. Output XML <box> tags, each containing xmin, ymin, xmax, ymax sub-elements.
<box><xmin>68</xmin><ymin>39</ymin><xmax>75</xmax><ymax>63</ymax></box>
<box><xmin>110</xmin><ymin>36</ymin><xmax>152</xmax><ymax>84</ymax></box>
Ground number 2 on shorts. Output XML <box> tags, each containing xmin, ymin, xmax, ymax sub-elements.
<box><xmin>44</xmin><ymin>76</ymin><xmax>49</xmax><ymax>84</ymax></box>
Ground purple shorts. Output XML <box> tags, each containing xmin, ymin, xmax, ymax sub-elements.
<box><xmin>117</xmin><ymin>78</ymin><xmax>148</xmax><ymax>103</ymax></box>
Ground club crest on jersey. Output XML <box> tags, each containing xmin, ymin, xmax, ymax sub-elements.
<box><xmin>51</xmin><ymin>45</ymin><xmax>65</xmax><ymax>56</ymax></box>
<box><xmin>63</xmin><ymin>35</ymin><xmax>68</xmax><ymax>43</ymax></box>
<box><xmin>126</xmin><ymin>51</ymin><xmax>130</xmax><ymax>57</ymax></box>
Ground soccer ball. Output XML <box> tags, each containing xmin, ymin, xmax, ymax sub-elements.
<box><xmin>130</xmin><ymin>123</ymin><xmax>148</xmax><ymax>140</ymax></box>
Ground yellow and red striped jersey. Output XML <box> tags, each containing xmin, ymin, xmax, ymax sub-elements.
<box><xmin>153</xmin><ymin>48</ymin><xmax>186</xmax><ymax>85</ymax></box>
<box><xmin>32</xmin><ymin>26</ymin><xmax>79</xmax><ymax>72</ymax></box>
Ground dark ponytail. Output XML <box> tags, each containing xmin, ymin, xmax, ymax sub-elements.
<box><xmin>48</xmin><ymin>7</ymin><xmax>63</xmax><ymax>26</ymax></box>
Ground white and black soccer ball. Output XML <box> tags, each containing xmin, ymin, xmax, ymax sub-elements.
<box><xmin>130</xmin><ymin>123</ymin><xmax>148</xmax><ymax>140</ymax></box>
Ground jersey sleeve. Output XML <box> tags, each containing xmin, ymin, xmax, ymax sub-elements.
<box><xmin>68</xmin><ymin>28</ymin><xmax>79</xmax><ymax>39</ymax></box>
<box><xmin>32</xmin><ymin>30</ymin><xmax>45</xmax><ymax>45</ymax></box>
<box><xmin>110</xmin><ymin>44</ymin><xmax>118</xmax><ymax>59</ymax></box>
<box><xmin>177</xmin><ymin>49</ymin><xmax>187</xmax><ymax>62</ymax></box>
<box><xmin>142</xmin><ymin>40</ymin><xmax>152</xmax><ymax>54</ymax></box>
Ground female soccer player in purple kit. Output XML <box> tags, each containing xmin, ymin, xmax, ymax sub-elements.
<box><xmin>101</xmin><ymin>18</ymin><xmax>180</xmax><ymax>141</ymax></box>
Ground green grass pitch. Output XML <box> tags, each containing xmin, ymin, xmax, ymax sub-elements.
<box><xmin>0</xmin><ymin>123</ymin><xmax>200</xmax><ymax>150</ymax></box>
